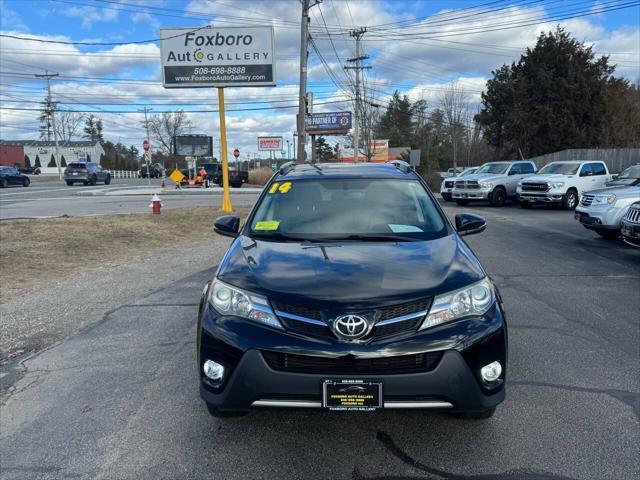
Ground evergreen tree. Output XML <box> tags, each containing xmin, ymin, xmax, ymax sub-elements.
<box><xmin>47</xmin><ymin>154</ymin><xmax>56</xmax><ymax>167</ymax></box>
<box><xmin>83</xmin><ymin>114</ymin><xmax>99</xmax><ymax>141</ymax></box>
<box><xmin>38</xmin><ymin>96</ymin><xmax>58</xmax><ymax>141</ymax></box>
<box><xmin>24</xmin><ymin>155</ymin><xmax>31</xmax><ymax>167</ymax></box>
<box><xmin>314</xmin><ymin>136</ymin><xmax>334</xmax><ymax>161</ymax></box>
<box><xmin>34</xmin><ymin>155</ymin><xmax>41</xmax><ymax>167</ymax></box>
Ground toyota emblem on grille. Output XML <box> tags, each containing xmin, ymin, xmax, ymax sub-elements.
<box><xmin>331</xmin><ymin>315</ymin><xmax>371</xmax><ymax>341</ymax></box>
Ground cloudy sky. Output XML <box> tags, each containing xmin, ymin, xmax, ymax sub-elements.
<box><xmin>1</xmin><ymin>0</ymin><xmax>638</xmax><ymax>160</ymax></box>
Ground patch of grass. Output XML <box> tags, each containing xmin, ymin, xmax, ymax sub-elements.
<box><xmin>248</xmin><ymin>167</ymin><xmax>275</xmax><ymax>186</ymax></box>
<box><xmin>0</xmin><ymin>206</ymin><xmax>250</xmax><ymax>301</ymax></box>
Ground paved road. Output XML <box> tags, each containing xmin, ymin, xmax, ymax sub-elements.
<box><xmin>1</xmin><ymin>203</ymin><xmax>639</xmax><ymax>479</ymax></box>
<box><xmin>0</xmin><ymin>177</ymin><xmax>259</xmax><ymax>218</ymax></box>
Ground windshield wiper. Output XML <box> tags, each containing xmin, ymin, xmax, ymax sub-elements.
<box><xmin>320</xmin><ymin>234</ymin><xmax>418</xmax><ymax>242</ymax></box>
<box><xmin>249</xmin><ymin>232</ymin><xmax>311</xmax><ymax>242</ymax></box>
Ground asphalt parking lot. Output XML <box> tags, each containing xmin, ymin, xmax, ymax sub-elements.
<box><xmin>1</xmin><ymin>199</ymin><xmax>638</xmax><ymax>480</ymax></box>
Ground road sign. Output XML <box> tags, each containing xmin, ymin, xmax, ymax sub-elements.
<box><xmin>258</xmin><ymin>136</ymin><xmax>283</xmax><ymax>151</ymax></box>
<box><xmin>169</xmin><ymin>169</ymin><xmax>185</xmax><ymax>184</ymax></box>
<box><xmin>271</xmin><ymin>163</ymin><xmax>277</xmax><ymax>172</ymax></box>
<box><xmin>305</xmin><ymin>112</ymin><xmax>352</xmax><ymax>135</ymax></box>
<box><xmin>233</xmin><ymin>148</ymin><xmax>240</xmax><ymax>158</ymax></box>
<box><xmin>143</xmin><ymin>139</ymin><xmax>150</xmax><ymax>152</ymax></box>
<box><xmin>160</xmin><ymin>26</ymin><xmax>276</xmax><ymax>88</ymax></box>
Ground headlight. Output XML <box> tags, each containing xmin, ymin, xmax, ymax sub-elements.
<box><xmin>420</xmin><ymin>278</ymin><xmax>495</xmax><ymax>330</ymax></box>
<box><xmin>517</xmin><ymin>181</ymin><xmax>522</xmax><ymax>188</ymax></box>
<box><xmin>479</xmin><ymin>181</ymin><xmax>493</xmax><ymax>189</ymax></box>
<box><xmin>592</xmin><ymin>194</ymin><xmax>617</xmax><ymax>205</ymax></box>
<box><xmin>208</xmin><ymin>280</ymin><xmax>283</xmax><ymax>330</ymax></box>
<box><xmin>549</xmin><ymin>182</ymin><xmax>565</xmax><ymax>189</ymax></box>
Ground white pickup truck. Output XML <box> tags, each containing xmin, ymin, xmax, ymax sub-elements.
<box><xmin>517</xmin><ymin>161</ymin><xmax>612</xmax><ymax>210</ymax></box>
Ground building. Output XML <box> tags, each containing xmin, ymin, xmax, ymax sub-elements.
<box><xmin>0</xmin><ymin>140</ymin><xmax>105</xmax><ymax>174</ymax></box>
<box><xmin>0</xmin><ymin>144</ymin><xmax>25</xmax><ymax>167</ymax></box>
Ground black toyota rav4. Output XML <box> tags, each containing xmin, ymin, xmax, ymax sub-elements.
<box><xmin>198</xmin><ymin>161</ymin><xmax>507</xmax><ymax>418</ymax></box>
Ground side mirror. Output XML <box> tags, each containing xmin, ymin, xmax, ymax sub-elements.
<box><xmin>581</xmin><ymin>170</ymin><xmax>593</xmax><ymax>177</ymax></box>
<box><xmin>611</xmin><ymin>174</ymin><xmax>619</xmax><ymax>179</ymax></box>
<box><xmin>213</xmin><ymin>215</ymin><xmax>240</xmax><ymax>238</ymax></box>
<box><xmin>455</xmin><ymin>213</ymin><xmax>487</xmax><ymax>237</ymax></box>
<box><xmin>508</xmin><ymin>170</ymin><xmax>518</xmax><ymax>176</ymax></box>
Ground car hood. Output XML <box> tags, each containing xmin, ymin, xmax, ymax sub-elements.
<box><xmin>521</xmin><ymin>173</ymin><xmax>576</xmax><ymax>182</ymax></box>
<box><xmin>216</xmin><ymin>234</ymin><xmax>486</xmax><ymax>308</ymax></box>
<box><xmin>583</xmin><ymin>185</ymin><xmax>640</xmax><ymax>197</ymax></box>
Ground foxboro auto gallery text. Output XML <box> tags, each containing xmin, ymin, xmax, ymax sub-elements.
<box><xmin>165</xmin><ymin>32</ymin><xmax>270</xmax><ymax>62</ymax></box>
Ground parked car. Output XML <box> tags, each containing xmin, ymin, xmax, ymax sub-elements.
<box><xmin>219</xmin><ymin>168</ymin><xmax>248</xmax><ymax>188</ymax></box>
<box><xmin>574</xmin><ymin>185</ymin><xmax>640</xmax><ymax>239</ymax></box>
<box><xmin>16</xmin><ymin>165</ymin><xmax>41</xmax><ymax>175</ymax></box>
<box><xmin>197</xmin><ymin>163</ymin><xmax>223</xmax><ymax>183</ymax></box>
<box><xmin>64</xmin><ymin>162</ymin><xmax>111</xmax><ymax>186</ymax></box>
<box><xmin>198</xmin><ymin>161</ymin><xmax>506</xmax><ymax>419</ymax></box>
<box><xmin>0</xmin><ymin>166</ymin><xmax>30</xmax><ymax>187</ymax></box>
<box><xmin>605</xmin><ymin>164</ymin><xmax>640</xmax><ymax>187</ymax></box>
<box><xmin>620</xmin><ymin>202</ymin><xmax>640</xmax><ymax>248</ymax></box>
<box><xmin>139</xmin><ymin>163</ymin><xmax>164</xmax><ymax>179</ymax></box>
<box><xmin>452</xmin><ymin>160</ymin><xmax>536</xmax><ymax>207</ymax></box>
<box><xmin>440</xmin><ymin>167</ymin><xmax>478</xmax><ymax>202</ymax></box>
<box><xmin>517</xmin><ymin>161</ymin><xmax>611</xmax><ymax>210</ymax></box>
<box><xmin>439</xmin><ymin>167</ymin><xmax>466</xmax><ymax>179</ymax></box>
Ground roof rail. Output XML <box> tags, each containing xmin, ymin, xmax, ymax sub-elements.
<box><xmin>278</xmin><ymin>161</ymin><xmax>296</xmax><ymax>175</ymax></box>
<box><xmin>387</xmin><ymin>160</ymin><xmax>412</xmax><ymax>173</ymax></box>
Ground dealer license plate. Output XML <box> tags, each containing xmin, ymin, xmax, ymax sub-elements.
<box><xmin>322</xmin><ymin>380</ymin><xmax>382</xmax><ymax>411</ymax></box>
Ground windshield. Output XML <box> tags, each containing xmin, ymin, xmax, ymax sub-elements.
<box><xmin>538</xmin><ymin>163</ymin><xmax>580</xmax><ymax>175</ymax></box>
<box><xmin>249</xmin><ymin>178</ymin><xmax>448</xmax><ymax>241</ymax></box>
<box><xmin>475</xmin><ymin>163</ymin><xmax>509</xmax><ymax>174</ymax></box>
<box><xmin>459</xmin><ymin>168</ymin><xmax>477</xmax><ymax>177</ymax></box>
<box><xmin>618</xmin><ymin>165</ymin><xmax>640</xmax><ymax>179</ymax></box>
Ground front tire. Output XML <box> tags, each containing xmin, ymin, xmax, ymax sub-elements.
<box><xmin>205</xmin><ymin>403</ymin><xmax>247</xmax><ymax>418</ymax></box>
<box><xmin>0</xmin><ymin>178</ymin><xmax>7</xmax><ymax>188</ymax></box>
<box><xmin>22</xmin><ymin>177</ymin><xmax>30</xmax><ymax>187</ymax></box>
<box><xmin>104</xmin><ymin>175</ymin><xmax>111</xmax><ymax>185</ymax></box>
<box><xmin>596</xmin><ymin>229</ymin><xmax>619</xmax><ymax>239</ymax></box>
<box><xmin>562</xmin><ymin>189</ymin><xmax>578</xmax><ymax>210</ymax></box>
<box><xmin>66</xmin><ymin>180</ymin><xmax>74</xmax><ymax>186</ymax></box>
<box><xmin>441</xmin><ymin>193</ymin><xmax>452</xmax><ymax>202</ymax></box>
<box><xmin>489</xmin><ymin>187</ymin><xmax>506</xmax><ymax>207</ymax></box>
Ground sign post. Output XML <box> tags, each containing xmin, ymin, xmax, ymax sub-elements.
<box><xmin>218</xmin><ymin>88</ymin><xmax>232</xmax><ymax>212</ymax></box>
<box><xmin>160</xmin><ymin>25</ymin><xmax>276</xmax><ymax>212</ymax></box>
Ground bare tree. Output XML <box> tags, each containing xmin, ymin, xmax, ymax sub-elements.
<box><xmin>145</xmin><ymin>110</ymin><xmax>192</xmax><ymax>154</ymax></box>
<box><xmin>439</xmin><ymin>82</ymin><xmax>469</xmax><ymax>173</ymax></box>
<box><xmin>55</xmin><ymin>112</ymin><xmax>85</xmax><ymax>142</ymax></box>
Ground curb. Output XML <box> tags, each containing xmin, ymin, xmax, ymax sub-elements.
<box><xmin>75</xmin><ymin>187</ymin><xmax>263</xmax><ymax>197</ymax></box>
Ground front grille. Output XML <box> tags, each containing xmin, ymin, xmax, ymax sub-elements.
<box><xmin>580</xmin><ymin>194</ymin><xmax>594</xmax><ymax>207</ymax></box>
<box><xmin>623</xmin><ymin>205</ymin><xmax>640</xmax><ymax>224</ymax></box>
<box><xmin>444</xmin><ymin>180</ymin><xmax>454</xmax><ymax>188</ymax></box>
<box><xmin>522</xmin><ymin>182</ymin><xmax>549</xmax><ymax>192</ymax></box>
<box><xmin>272</xmin><ymin>299</ymin><xmax>430</xmax><ymax>341</ymax></box>
<box><xmin>262</xmin><ymin>351</ymin><xmax>443</xmax><ymax>375</ymax></box>
<box><xmin>454</xmin><ymin>180</ymin><xmax>480</xmax><ymax>189</ymax></box>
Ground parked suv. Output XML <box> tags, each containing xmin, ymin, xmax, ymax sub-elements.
<box><xmin>0</xmin><ymin>166</ymin><xmax>30</xmax><ymax>187</ymax></box>
<box><xmin>574</xmin><ymin>185</ymin><xmax>640</xmax><ymax>239</ymax></box>
<box><xmin>198</xmin><ymin>161</ymin><xmax>507</xmax><ymax>419</ymax></box>
<box><xmin>452</xmin><ymin>160</ymin><xmax>536</xmax><ymax>206</ymax></box>
<box><xmin>64</xmin><ymin>162</ymin><xmax>111</xmax><ymax>186</ymax></box>
<box><xmin>606</xmin><ymin>164</ymin><xmax>640</xmax><ymax>187</ymax></box>
<box><xmin>621</xmin><ymin>202</ymin><xmax>640</xmax><ymax>248</ymax></box>
<box><xmin>440</xmin><ymin>167</ymin><xmax>478</xmax><ymax>202</ymax></box>
<box><xmin>517</xmin><ymin>161</ymin><xmax>611</xmax><ymax>210</ymax></box>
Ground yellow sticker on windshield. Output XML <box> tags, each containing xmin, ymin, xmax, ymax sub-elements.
<box><xmin>278</xmin><ymin>181</ymin><xmax>292</xmax><ymax>193</ymax></box>
<box><xmin>268</xmin><ymin>183</ymin><xmax>279</xmax><ymax>194</ymax></box>
<box><xmin>254</xmin><ymin>220</ymin><xmax>280</xmax><ymax>231</ymax></box>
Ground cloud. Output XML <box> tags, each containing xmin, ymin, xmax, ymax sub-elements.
<box><xmin>64</xmin><ymin>5</ymin><xmax>119</xmax><ymax>30</ymax></box>
<box><xmin>0</xmin><ymin>0</ymin><xmax>29</xmax><ymax>32</ymax></box>
<box><xmin>131</xmin><ymin>11</ymin><xmax>161</xmax><ymax>32</ymax></box>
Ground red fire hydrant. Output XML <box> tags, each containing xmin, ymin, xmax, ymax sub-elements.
<box><xmin>150</xmin><ymin>194</ymin><xmax>163</xmax><ymax>215</ymax></box>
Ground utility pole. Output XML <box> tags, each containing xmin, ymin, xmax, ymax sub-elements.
<box><xmin>35</xmin><ymin>71</ymin><xmax>61</xmax><ymax>179</ymax></box>
<box><xmin>139</xmin><ymin>106</ymin><xmax>152</xmax><ymax>185</ymax></box>
<box><xmin>296</xmin><ymin>0</ymin><xmax>311</xmax><ymax>164</ymax></box>
<box><xmin>345</xmin><ymin>28</ymin><xmax>371</xmax><ymax>163</ymax></box>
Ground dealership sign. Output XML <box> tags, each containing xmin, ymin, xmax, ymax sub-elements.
<box><xmin>160</xmin><ymin>26</ymin><xmax>276</xmax><ymax>88</ymax></box>
<box><xmin>258</xmin><ymin>136</ymin><xmax>283</xmax><ymax>151</ymax></box>
<box><xmin>305</xmin><ymin>112</ymin><xmax>352</xmax><ymax>135</ymax></box>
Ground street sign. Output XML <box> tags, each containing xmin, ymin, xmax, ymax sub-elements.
<box><xmin>143</xmin><ymin>139</ymin><xmax>150</xmax><ymax>152</ymax></box>
<box><xmin>305</xmin><ymin>112</ymin><xmax>352</xmax><ymax>135</ymax></box>
<box><xmin>169</xmin><ymin>169</ymin><xmax>185</xmax><ymax>184</ymax></box>
<box><xmin>160</xmin><ymin>26</ymin><xmax>276</xmax><ymax>88</ymax></box>
<box><xmin>258</xmin><ymin>136</ymin><xmax>283</xmax><ymax>151</ymax></box>
<box><xmin>271</xmin><ymin>163</ymin><xmax>277</xmax><ymax>172</ymax></box>
<box><xmin>233</xmin><ymin>148</ymin><xmax>240</xmax><ymax>158</ymax></box>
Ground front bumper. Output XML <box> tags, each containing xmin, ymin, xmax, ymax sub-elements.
<box><xmin>574</xmin><ymin>206</ymin><xmax>621</xmax><ymax>230</ymax></box>
<box><xmin>198</xmin><ymin>303</ymin><xmax>507</xmax><ymax>413</ymax></box>
<box><xmin>621</xmin><ymin>219</ymin><xmax>640</xmax><ymax>247</ymax></box>
<box><xmin>452</xmin><ymin>188</ymin><xmax>491</xmax><ymax>200</ymax></box>
<box><xmin>517</xmin><ymin>191</ymin><xmax>564</xmax><ymax>203</ymax></box>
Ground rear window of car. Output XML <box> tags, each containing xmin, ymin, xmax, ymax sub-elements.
<box><xmin>68</xmin><ymin>163</ymin><xmax>86</xmax><ymax>169</ymax></box>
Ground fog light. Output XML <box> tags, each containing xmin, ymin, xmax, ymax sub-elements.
<box><xmin>480</xmin><ymin>361</ymin><xmax>502</xmax><ymax>383</ymax></box>
<box><xmin>203</xmin><ymin>360</ymin><xmax>224</xmax><ymax>381</ymax></box>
